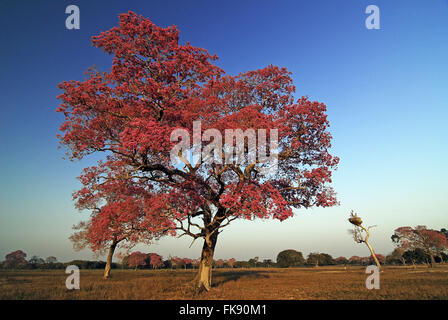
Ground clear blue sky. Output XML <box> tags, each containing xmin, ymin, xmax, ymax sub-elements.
<box><xmin>0</xmin><ymin>0</ymin><xmax>447</xmax><ymax>262</ymax></box>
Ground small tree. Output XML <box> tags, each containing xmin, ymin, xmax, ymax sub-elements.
<box><xmin>170</xmin><ymin>256</ymin><xmax>186</xmax><ymax>269</ymax></box>
<box><xmin>348</xmin><ymin>211</ymin><xmax>381</xmax><ymax>270</ymax></box>
<box><xmin>183</xmin><ymin>258</ymin><xmax>192</xmax><ymax>269</ymax></box>
<box><xmin>191</xmin><ymin>259</ymin><xmax>200</xmax><ymax>269</ymax></box>
<box><xmin>248</xmin><ymin>257</ymin><xmax>260</xmax><ymax>268</ymax></box>
<box><xmin>262</xmin><ymin>259</ymin><xmax>274</xmax><ymax>267</ymax></box>
<box><xmin>334</xmin><ymin>256</ymin><xmax>349</xmax><ymax>265</ymax></box>
<box><xmin>215</xmin><ymin>259</ymin><xmax>225</xmax><ymax>268</ymax></box>
<box><xmin>121</xmin><ymin>255</ymin><xmax>130</xmax><ymax>269</ymax></box>
<box><xmin>307</xmin><ymin>252</ymin><xmax>320</xmax><ymax>267</ymax></box>
<box><xmin>28</xmin><ymin>256</ymin><xmax>45</xmax><ymax>268</ymax></box>
<box><xmin>148</xmin><ymin>253</ymin><xmax>163</xmax><ymax>269</ymax></box>
<box><xmin>2</xmin><ymin>250</ymin><xmax>28</xmax><ymax>269</ymax></box>
<box><xmin>226</xmin><ymin>258</ymin><xmax>236</xmax><ymax>268</ymax></box>
<box><xmin>306</xmin><ymin>252</ymin><xmax>334</xmax><ymax>266</ymax></box>
<box><xmin>387</xmin><ymin>248</ymin><xmax>406</xmax><ymax>265</ymax></box>
<box><xmin>70</xmin><ymin>173</ymin><xmax>168</xmax><ymax>278</ymax></box>
<box><xmin>403</xmin><ymin>248</ymin><xmax>430</xmax><ymax>265</ymax></box>
<box><xmin>348</xmin><ymin>255</ymin><xmax>362</xmax><ymax>265</ymax></box>
<box><xmin>129</xmin><ymin>251</ymin><xmax>149</xmax><ymax>270</ymax></box>
<box><xmin>441</xmin><ymin>252</ymin><xmax>448</xmax><ymax>262</ymax></box>
<box><xmin>369</xmin><ymin>254</ymin><xmax>385</xmax><ymax>265</ymax></box>
<box><xmin>45</xmin><ymin>256</ymin><xmax>58</xmax><ymax>264</ymax></box>
<box><xmin>276</xmin><ymin>249</ymin><xmax>305</xmax><ymax>267</ymax></box>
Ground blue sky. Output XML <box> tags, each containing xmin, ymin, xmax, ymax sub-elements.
<box><xmin>0</xmin><ymin>0</ymin><xmax>447</xmax><ymax>262</ymax></box>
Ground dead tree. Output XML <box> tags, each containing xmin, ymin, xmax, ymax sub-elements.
<box><xmin>348</xmin><ymin>210</ymin><xmax>381</xmax><ymax>270</ymax></box>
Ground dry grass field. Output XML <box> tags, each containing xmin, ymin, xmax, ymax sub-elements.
<box><xmin>1</xmin><ymin>265</ymin><xmax>447</xmax><ymax>300</ymax></box>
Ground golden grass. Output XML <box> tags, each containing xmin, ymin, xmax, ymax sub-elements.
<box><xmin>1</xmin><ymin>265</ymin><xmax>447</xmax><ymax>300</ymax></box>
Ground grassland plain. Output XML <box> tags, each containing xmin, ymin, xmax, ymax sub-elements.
<box><xmin>0</xmin><ymin>265</ymin><xmax>447</xmax><ymax>300</ymax></box>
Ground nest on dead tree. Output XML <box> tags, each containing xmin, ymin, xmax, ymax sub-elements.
<box><xmin>348</xmin><ymin>216</ymin><xmax>363</xmax><ymax>226</ymax></box>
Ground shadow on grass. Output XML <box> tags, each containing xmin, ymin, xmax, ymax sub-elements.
<box><xmin>212</xmin><ymin>270</ymin><xmax>270</xmax><ymax>287</ymax></box>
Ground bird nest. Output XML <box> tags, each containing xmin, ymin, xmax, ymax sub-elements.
<box><xmin>348</xmin><ymin>216</ymin><xmax>363</xmax><ymax>226</ymax></box>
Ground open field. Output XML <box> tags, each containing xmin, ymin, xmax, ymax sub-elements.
<box><xmin>1</xmin><ymin>265</ymin><xmax>448</xmax><ymax>300</ymax></box>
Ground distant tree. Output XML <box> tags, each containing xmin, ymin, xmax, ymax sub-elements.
<box><xmin>235</xmin><ymin>261</ymin><xmax>250</xmax><ymax>268</ymax></box>
<box><xmin>392</xmin><ymin>226</ymin><xmax>448</xmax><ymax>267</ymax></box>
<box><xmin>334</xmin><ymin>256</ymin><xmax>349</xmax><ymax>265</ymax></box>
<box><xmin>226</xmin><ymin>258</ymin><xmax>236</xmax><ymax>268</ymax></box>
<box><xmin>185</xmin><ymin>258</ymin><xmax>193</xmax><ymax>269</ymax></box>
<box><xmin>163</xmin><ymin>259</ymin><xmax>172</xmax><ymax>269</ymax></box>
<box><xmin>128</xmin><ymin>251</ymin><xmax>149</xmax><ymax>270</ymax></box>
<box><xmin>28</xmin><ymin>256</ymin><xmax>45</xmax><ymax>268</ymax></box>
<box><xmin>306</xmin><ymin>252</ymin><xmax>334</xmax><ymax>266</ymax></box>
<box><xmin>277</xmin><ymin>250</ymin><xmax>305</xmax><ymax>268</ymax></box>
<box><xmin>440</xmin><ymin>228</ymin><xmax>448</xmax><ymax>239</ymax></box>
<box><xmin>148</xmin><ymin>253</ymin><xmax>163</xmax><ymax>269</ymax></box>
<box><xmin>70</xmin><ymin>176</ymin><xmax>168</xmax><ymax>278</ymax></box>
<box><xmin>248</xmin><ymin>257</ymin><xmax>260</xmax><ymax>268</ymax></box>
<box><xmin>348</xmin><ymin>255</ymin><xmax>362</xmax><ymax>265</ymax></box>
<box><xmin>307</xmin><ymin>252</ymin><xmax>320</xmax><ymax>267</ymax></box>
<box><xmin>215</xmin><ymin>259</ymin><xmax>225</xmax><ymax>268</ymax></box>
<box><xmin>45</xmin><ymin>256</ymin><xmax>58</xmax><ymax>264</ymax></box>
<box><xmin>361</xmin><ymin>256</ymin><xmax>372</xmax><ymax>265</ymax></box>
<box><xmin>262</xmin><ymin>259</ymin><xmax>274</xmax><ymax>267</ymax></box>
<box><xmin>436</xmin><ymin>228</ymin><xmax>448</xmax><ymax>261</ymax></box>
<box><xmin>403</xmin><ymin>248</ymin><xmax>430</xmax><ymax>265</ymax></box>
<box><xmin>441</xmin><ymin>252</ymin><xmax>448</xmax><ymax>262</ymax></box>
<box><xmin>169</xmin><ymin>256</ymin><xmax>185</xmax><ymax>269</ymax></box>
<box><xmin>369</xmin><ymin>254</ymin><xmax>385</xmax><ymax>265</ymax></box>
<box><xmin>2</xmin><ymin>250</ymin><xmax>28</xmax><ymax>269</ymax></box>
<box><xmin>170</xmin><ymin>256</ymin><xmax>192</xmax><ymax>269</ymax></box>
<box><xmin>387</xmin><ymin>248</ymin><xmax>406</xmax><ymax>265</ymax></box>
<box><xmin>322</xmin><ymin>253</ymin><xmax>335</xmax><ymax>265</ymax></box>
<box><xmin>121</xmin><ymin>255</ymin><xmax>130</xmax><ymax>269</ymax></box>
<box><xmin>191</xmin><ymin>259</ymin><xmax>200</xmax><ymax>269</ymax></box>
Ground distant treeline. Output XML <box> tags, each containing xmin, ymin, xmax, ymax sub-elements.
<box><xmin>0</xmin><ymin>252</ymin><xmax>122</xmax><ymax>270</ymax></box>
<box><xmin>1</xmin><ymin>247</ymin><xmax>446</xmax><ymax>270</ymax></box>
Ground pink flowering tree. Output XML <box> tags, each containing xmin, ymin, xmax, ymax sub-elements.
<box><xmin>129</xmin><ymin>251</ymin><xmax>149</xmax><ymax>269</ymax></box>
<box><xmin>392</xmin><ymin>226</ymin><xmax>448</xmax><ymax>266</ymax></box>
<box><xmin>57</xmin><ymin>12</ymin><xmax>339</xmax><ymax>291</ymax></box>
<box><xmin>148</xmin><ymin>253</ymin><xmax>163</xmax><ymax>269</ymax></box>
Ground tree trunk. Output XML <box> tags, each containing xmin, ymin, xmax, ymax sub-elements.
<box><xmin>365</xmin><ymin>240</ymin><xmax>381</xmax><ymax>270</ymax></box>
<box><xmin>429</xmin><ymin>253</ymin><xmax>435</xmax><ymax>267</ymax></box>
<box><xmin>426</xmin><ymin>246</ymin><xmax>435</xmax><ymax>267</ymax></box>
<box><xmin>104</xmin><ymin>241</ymin><xmax>117</xmax><ymax>279</ymax></box>
<box><xmin>194</xmin><ymin>231</ymin><xmax>218</xmax><ymax>291</ymax></box>
<box><xmin>360</xmin><ymin>225</ymin><xmax>381</xmax><ymax>270</ymax></box>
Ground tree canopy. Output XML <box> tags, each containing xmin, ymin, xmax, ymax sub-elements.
<box><xmin>276</xmin><ymin>249</ymin><xmax>305</xmax><ymax>267</ymax></box>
